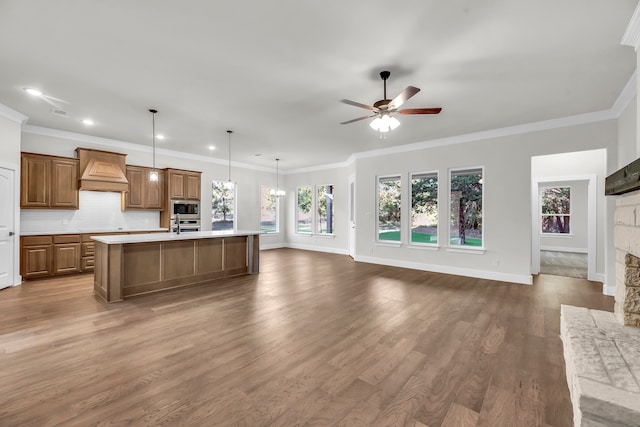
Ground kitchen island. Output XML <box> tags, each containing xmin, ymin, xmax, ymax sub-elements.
<box><xmin>92</xmin><ymin>230</ymin><xmax>260</xmax><ymax>302</ymax></box>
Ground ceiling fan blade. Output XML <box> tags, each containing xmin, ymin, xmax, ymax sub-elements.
<box><xmin>340</xmin><ymin>99</ymin><xmax>377</xmax><ymax>111</ymax></box>
<box><xmin>398</xmin><ymin>107</ymin><xmax>442</xmax><ymax>114</ymax></box>
<box><xmin>389</xmin><ymin>86</ymin><xmax>420</xmax><ymax>109</ymax></box>
<box><xmin>340</xmin><ymin>114</ymin><xmax>376</xmax><ymax>125</ymax></box>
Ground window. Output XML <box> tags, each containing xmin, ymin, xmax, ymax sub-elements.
<box><xmin>212</xmin><ymin>181</ymin><xmax>235</xmax><ymax>230</ymax></box>
<box><xmin>316</xmin><ymin>185</ymin><xmax>334</xmax><ymax>234</ymax></box>
<box><xmin>260</xmin><ymin>186</ymin><xmax>278</xmax><ymax>233</ymax></box>
<box><xmin>296</xmin><ymin>186</ymin><xmax>312</xmax><ymax>233</ymax></box>
<box><xmin>411</xmin><ymin>172</ymin><xmax>438</xmax><ymax>244</ymax></box>
<box><xmin>377</xmin><ymin>176</ymin><xmax>401</xmax><ymax>242</ymax></box>
<box><xmin>541</xmin><ymin>186</ymin><xmax>570</xmax><ymax>234</ymax></box>
<box><xmin>450</xmin><ymin>168</ymin><xmax>483</xmax><ymax>247</ymax></box>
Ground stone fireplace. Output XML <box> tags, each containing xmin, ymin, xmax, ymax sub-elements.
<box><xmin>558</xmin><ymin>190</ymin><xmax>640</xmax><ymax>427</ymax></box>
<box><xmin>614</xmin><ymin>191</ymin><xmax>640</xmax><ymax>327</ymax></box>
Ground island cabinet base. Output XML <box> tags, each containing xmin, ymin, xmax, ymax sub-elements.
<box><xmin>94</xmin><ymin>234</ymin><xmax>259</xmax><ymax>302</ymax></box>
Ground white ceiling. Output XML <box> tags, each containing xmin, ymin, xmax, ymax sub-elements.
<box><xmin>0</xmin><ymin>0</ymin><xmax>637</xmax><ymax>170</ymax></box>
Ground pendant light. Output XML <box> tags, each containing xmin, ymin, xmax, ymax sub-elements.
<box><xmin>225</xmin><ymin>130</ymin><xmax>234</xmax><ymax>189</ymax></box>
<box><xmin>270</xmin><ymin>158</ymin><xmax>285</xmax><ymax>197</ymax></box>
<box><xmin>149</xmin><ymin>109</ymin><xmax>159</xmax><ymax>182</ymax></box>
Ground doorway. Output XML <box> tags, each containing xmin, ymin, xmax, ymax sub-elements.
<box><xmin>348</xmin><ymin>174</ymin><xmax>356</xmax><ymax>258</ymax></box>
<box><xmin>0</xmin><ymin>167</ymin><xmax>16</xmax><ymax>290</ymax></box>
<box><xmin>531</xmin><ymin>175</ymin><xmax>596</xmax><ymax>280</ymax></box>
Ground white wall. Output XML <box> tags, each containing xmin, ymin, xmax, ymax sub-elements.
<box><xmin>283</xmin><ymin>163</ymin><xmax>353</xmax><ymax>254</ymax></box>
<box><xmin>0</xmin><ymin>107</ymin><xmax>24</xmax><ymax>286</ymax></box>
<box><xmin>618</xmin><ymin>94</ymin><xmax>637</xmax><ymax>168</ymax></box>
<box><xmin>353</xmin><ymin>120</ymin><xmax>617</xmax><ymax>285</ymax></box>
<box><xmin>20</xmin><ymin>129</ymin><xmax>286</xmax><ymax>248</ymax></box>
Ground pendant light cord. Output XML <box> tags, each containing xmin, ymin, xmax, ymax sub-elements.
<box><xmin>227</xmin><ymin>130</ymin><xmax>232</xmax><ymax>182</ymax></box>
<box><xmin>149</xmin><ymin>109</ymin><xmax>157</xmax><ymax>170</ymax></box>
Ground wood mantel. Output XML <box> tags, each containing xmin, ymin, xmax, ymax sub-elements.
<box><xmin>92</xmin><ymin>231</ymin><xmax>260</xmax><ymax>302</ymax></box>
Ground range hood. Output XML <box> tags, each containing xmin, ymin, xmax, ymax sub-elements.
<box><xmin>76</xmin><ymin>148</ymin><xmax>129</xmax><ymax>192</ymax></box>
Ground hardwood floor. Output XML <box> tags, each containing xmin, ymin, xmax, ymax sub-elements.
<box><xmin>0</xmin><ymin>249</ymin><xmax>613</xmax><ymax>426</ymax></box>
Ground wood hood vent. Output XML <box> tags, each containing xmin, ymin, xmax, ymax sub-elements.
<box><xmin>76</xmin><ymin>148</ymin><xmax>129</xmax><ymax>192</ymax></box>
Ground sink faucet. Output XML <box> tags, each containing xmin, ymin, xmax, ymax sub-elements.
<box><xmin>176</xmin><ymin>213</ymin><xmax>180</xmax><ymax>234</ymax></box>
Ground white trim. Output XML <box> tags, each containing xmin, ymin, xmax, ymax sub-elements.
<box><xmin>532</xmin><ymin>175</ymin><xmax>599</xmax><ymax>283</ymax></box>
<box><xmin>446</xmin><ymin>247</ymin><xmax>486</xmax><ymax>255</ymax></box>
<box><xmin>621</xmin><ymin>3</ymin><xmax>640</xmax><ymax>50</ymax></box>
<box><xmin>286</xmin><ymin>242</ymin><xmax>349</xmax><ymax>255</ymax></box>
<box><xmin>407</xmin><ymin>243</ymin><xmax>440</xmax><ymax>251</ymax></box>
<box><xmin>540</xmin><ymin>246</ymin><xmax>588</xmax><ymax>254</ymax></box>
<box><xmin>448</xmin><ymin>166</ymin><xmax>485</xmax><ymax>251</ymax></box>
<box><xmin>0</xmin><ymin>164</ymin><xmax>20</xmax><ymax>287</ymax></box>
<box><xmin>355</xmin><ymin>255</ymin><xmax>532</xmax><ymax>285</ymax></box>
<box><xmin>376</xmin><ymin>174</ymin><xmax>403</xmax><ymax>244</ymax></box>
<box><xmin>21</xmin><ymin>124</ymin><xmax>275</xmax><ymax>173</ymax></box>
<box><xmin>610</xmin><ymin>71</ymin><xmax>636</xmax><ymax>117</ymax></box>
<box><xmin>374</xmin><ymin>241</ymin><xmax>402</xmax><ymax>247</ymax></box>
<box><xmin>260</xmin><ymin>242</ymin><xmax>287</xmax><ymax>250</ymax></box>
<box><xmin>0</xmin><ymin>103</ymin><xmax>28</xmax><ymax>124</ymax></box>
<box><xmin>603</xmin><ymin>282</ymin><xmax>615</xmax><ymax>296</ymax></box>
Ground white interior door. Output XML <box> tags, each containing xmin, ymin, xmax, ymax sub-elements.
<box><xmin>348</xmin><ymin>174</ymin><xmax>356</xmax><ymax>258</ymax></box>
<box><xmin>0</xmin><ymin>167</ymin><xmax>15</xmax><ymax>290</ymax></box>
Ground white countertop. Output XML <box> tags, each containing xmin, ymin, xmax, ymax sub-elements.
<box><xmin>92</xmin><ymin>230</ymin><xmax>260</xmax><ymax>244</ymax></box>
<box><xmin>21</xmin><ymin>228</ymin><xmax>169</xmax><ymax>236</ymax></box>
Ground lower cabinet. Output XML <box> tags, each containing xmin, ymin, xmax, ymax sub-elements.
<box><xmin>21</xmin><ymin>234</ymin><xmax>81</xmax><ymax>278</ymax></box>
<box><xmin>21</xmin><ymin>231</ymin><xmax>166</xmax><ymax>279</ymax></box>
<box><xmin>21</xmin><ymin>236</ymin><xmax>53</xmax><ymax>279</ymax></box>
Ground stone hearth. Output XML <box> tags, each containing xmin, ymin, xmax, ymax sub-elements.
<box><xmin>560</xmin><ymin>305</ymin><xmax>640</xmax><ymax>427</ymax></box>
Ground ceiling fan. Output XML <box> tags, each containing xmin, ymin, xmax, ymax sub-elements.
<box><xmin>340</xmin><ymin>71</ymin><xmax>442</xmax><ymax>132</ymax></box>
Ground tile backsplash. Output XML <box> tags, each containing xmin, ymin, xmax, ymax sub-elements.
<box><xmin>21</xmin><ymin>191</ymin><xmax>160</xmax><ymax>233</ymax></box>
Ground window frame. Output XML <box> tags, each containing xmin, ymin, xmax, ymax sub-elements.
<box><xmin>376</xmin><ymin>174</ymin><xmax>402</xmax><ymax>244</ymax></box>
<box><xmin>448</xmin><ymin>166</ymin><xmax>484</xmax><ymax>250</ymax></box>
<box><xmin>211</xmin><ymin>180</ymin><xmax>237</xmax><ymax>232</ymax></box>
<box><xmin>316</xmin><ymin>184</ymin><xmax>335</xmax><ymax>235</ymax></box>
<box><xmin>260</xmin><ymin>185</ymin><xmax>279</xmax><ymax>234</ymax></box>
<box><xmin>540</xmin><ymin>185</ymin><xmax>572</xmax><ymax>235</ymax></box>
<box><xmin>409</xmin><ymin>171</ymin><xmax>439</xmax><ymax>247</ymax></box>
<box><xmin>295</xmin><ymin>185</ymin><xmax>313</xmax><ymax>235</ymax></box>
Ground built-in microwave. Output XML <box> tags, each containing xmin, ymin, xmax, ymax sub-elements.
<box><xmin>170</xmin><ymin>200</ymin><xmax>200</xmax><ymax>218</ymax></box>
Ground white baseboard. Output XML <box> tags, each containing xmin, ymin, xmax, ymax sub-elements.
<box><xmin>589</xmin><ymin>272</ymin><xmax>606</xmax><ymax>284</ymax></box>
<box><xmin>540</xmin><ymin>246</ymin><xmax>588</xmax><ymax>253</ymax></box>
<box><xmin>286</xmin><ymin>243</ymin><xmax>349</xmax><ymax>255</ymax></box>
<box><xmin>603</xmin><ymin>283</ymin><xmax>615</xmax><ymax>296</ymax></box>
<box><xmin>355</xmin><ymin>255</ymin><xmax>533</xmax><ymax>285</ymax></box>
<box><xmin>260</xmin><ymin>243</ymin><xmax>287</xmax><ymax>250</ymax></box>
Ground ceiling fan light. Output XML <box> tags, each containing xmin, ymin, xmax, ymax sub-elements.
<box><xmin>389</xmin><ymin>116</ymin><xmax>400</xmax><ymax>130</ymax></box>
<box><xmin>370</xmin><ymin>117</ymin><xmax>382</xmax><ymax>131</ymax></box>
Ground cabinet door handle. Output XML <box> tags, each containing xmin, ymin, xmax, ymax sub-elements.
<box><xmin>9</xmin><ymin>232</ymin><xmax>14</xmax><ymax>236</ymax></box>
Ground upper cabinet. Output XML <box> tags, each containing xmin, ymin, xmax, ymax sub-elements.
<box><xmin>167</xmin><ymin>169</ymin><xmax>201</xmax><ymax>201</ymax></box>
<box><xmin>122</xmin><ymin>166</ymin><xmax>164</xmax><ymax>210</ymax></box>
<box><xmin>21</xmin><ymin>153</ymin><xmax>79</xmax><ymax>209</ymax></box>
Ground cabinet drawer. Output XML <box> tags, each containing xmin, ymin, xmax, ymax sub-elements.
<box><xmin>81</xmin><ymin>242</ymin><xmax>95</xmax><ymax>256</ymax></box>
<box><xmin>53</xmin><ymin>234</ymin><xmax>81</xmax><ymax>244</ymax></box>
<box><xmin>22</xmin><ymin>235</ymin><xmax>53</xmax><ymax>246</ymax></box>
<box><xmin>82</xmin><ymin>257</ymin><xmax>94</xmax><ymax>271</ymax></box>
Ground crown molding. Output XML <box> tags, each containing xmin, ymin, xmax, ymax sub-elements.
<box><xmin>21</xmin><ymin>124</ymin><xmax>275</xmax><ymax>173</ymax></box>
<box><xmin>622</xmin><ymin>3</ymin><xmax>640</xmax><ymax>50</ymax></box>
<box><xmin>284</xmin><ymin>159</ymin><xmax>352</xmax><ymax>175</ymax></box>
<box><xmin>0</xmin><ymin>103</ymin><xmax>28</xmax><ymax>124</ymax></box>
<box><xmin>352</xmin><ymin>109</ymin><xmax>615</xmax><ymax>162</ymax></box>
<box><xmin>610</xmin><ymin>70</ymin><xmax>636</xmax><ymax>117</ymax></box>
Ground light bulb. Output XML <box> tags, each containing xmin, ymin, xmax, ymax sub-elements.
<box><xmin>149</xmin><ymin>170</ymin><xmax>159</xmax><ymax>182</ymax></box>
<box><xmin>24</xmin><ymin>88</ymin><xmax>42</xmax><ymax>97</ymax></box>
<box><xmin>389</xmin><ymin>116</ymin><xmax>400</xmax><ymax>130</ymax></box>
<box><xmin>370</xmin><ymin>117</ymin><xmax>382</xmax><ymax>130</ymax></box>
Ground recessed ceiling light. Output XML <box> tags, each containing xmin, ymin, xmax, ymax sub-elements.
<box><xmin>156</xmin><ymin>134</ymin><xmax>165</xmax><ymax>140</ymax></box>
<box><xmin>82</xmin><ymin>118</ymin><xmax>94</xmax><ymax>125</ymax></box>
<box><xmin>208</xmin><ymin>145</ymin><xmax>215</xmax><ymax>150</ymax></box>
<box><xmin>254</xmin><ymin>153</ymin><xmax>262</xmax><ymax>157</ymax></box>
<box><xmin>24</xmin><ymin>88</ymin><xmax>42</xmax><ymax>97</ymax></box>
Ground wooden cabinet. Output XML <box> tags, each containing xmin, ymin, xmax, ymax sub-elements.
<box><xmin>52</xmin><ymin>235</ymin><xmax>81</xmax><ymax>275</ymax></box>
<box><xmin>21</xmin><ymin>236</ymin><xmax>53</xmax><ymax>279</ymax></box>
<box><xmin>167</xmin><ymin>169</ymin><xmax>201</xmax><ymax>201</ymax></box>
<box><xmin>21</xmin><ymin>234</ymin><xmax>81</xmax><ymax>278</ymax></box>
<box><xmin>122</xmin><ymin>166</ymin><xmax>164</xmax><ymax>210</ymax></box>
<box><xmin>21</xmin><ymin>153</ymin><xmax>79</xmax><ymax>209</ymax></box>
